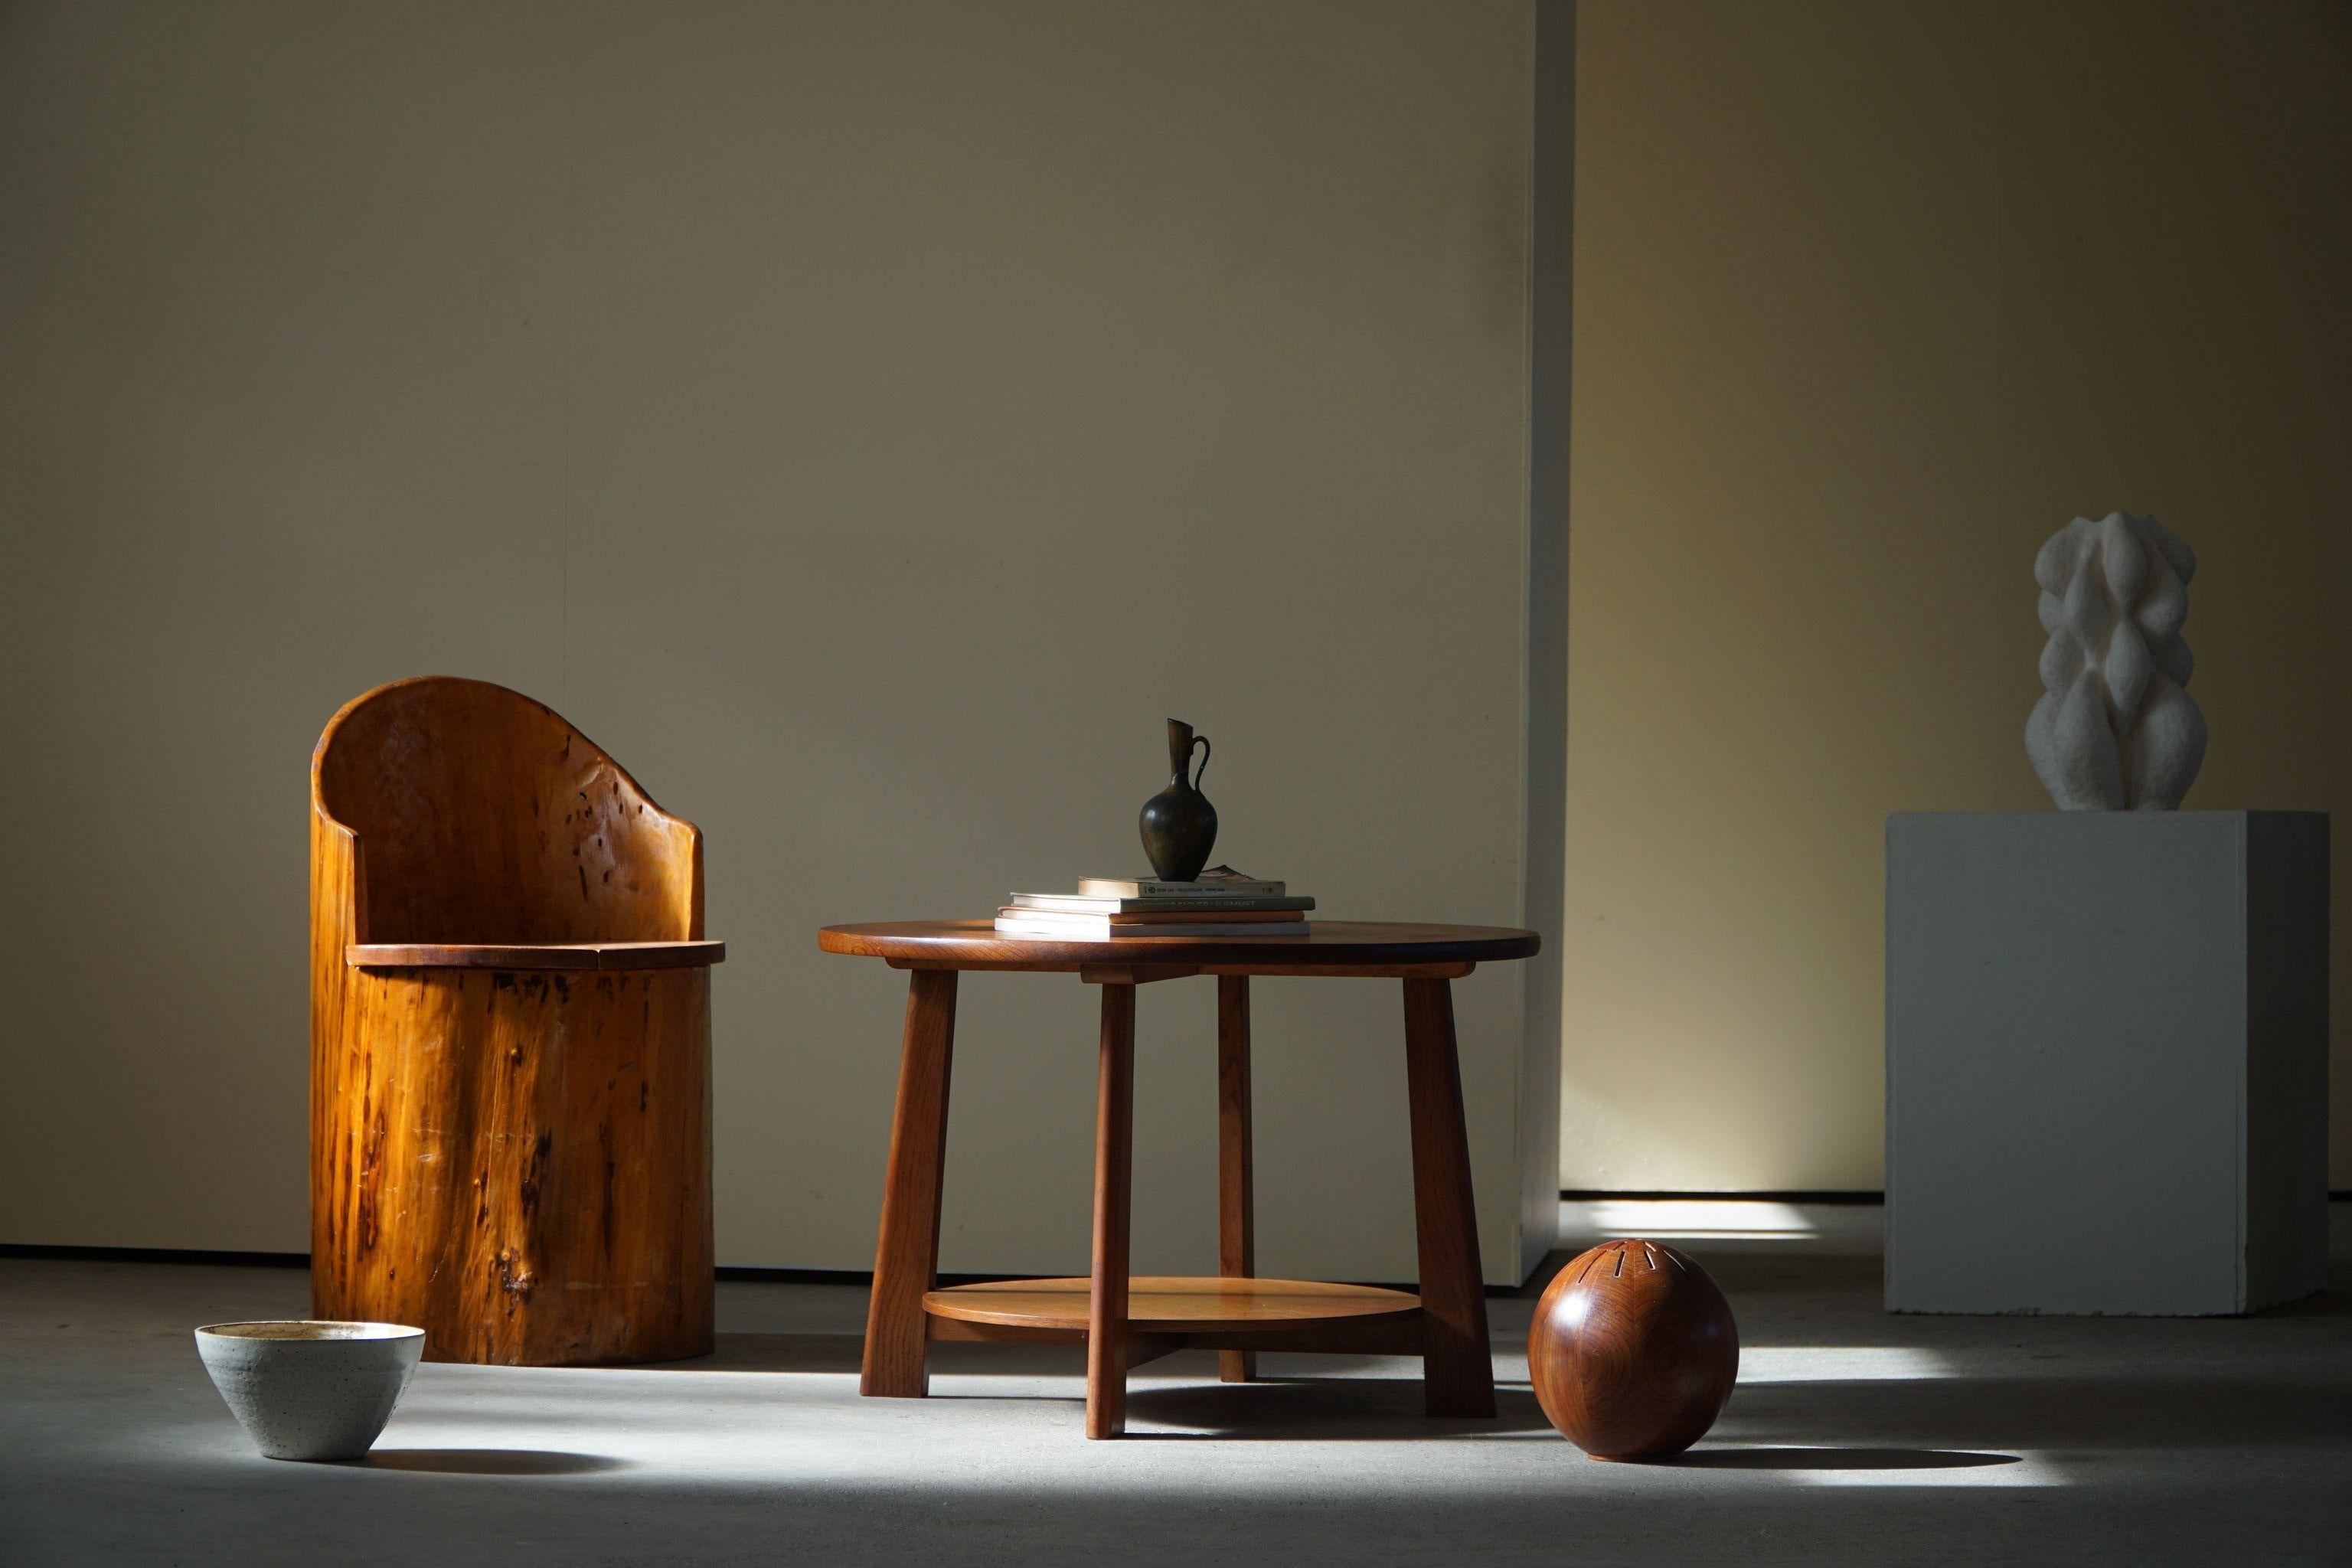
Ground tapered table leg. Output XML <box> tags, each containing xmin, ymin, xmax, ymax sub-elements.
<box><xmin>1086</xmin><ymin>982</ymin><xmax>1138</xmax><ymax>1438</ymax></box>
<box><xmin>861</xmin><ymin>969</ymin><xmax>957</xmax><ymax>1397</ymax></box>
<box><xmin>1401</xmin><ymin>977</ymin><xmax>1495</xmax><ymax>1417</ymax></box>
<box><xmin>1217</xmin><ymin>975</ymin><xmax>1256</xmax><ymax>1383</ymax></box>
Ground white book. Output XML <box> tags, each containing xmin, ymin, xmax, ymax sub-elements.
<box><xmin>1076</xmin><ymin>870</ymin><xmax>1285</xmax><ymax>899</ymax></box>
<box><xmin>994</xmin><ymin>915</ymin><xmax>1311</xmax><ymax>940</ymax></box>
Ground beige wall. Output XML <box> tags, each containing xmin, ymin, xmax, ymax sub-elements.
<box><xmin>0</xmin><ymin>1</ymin><xmax>1563</xmax><ymax>1282</ymax></box>
<box><xmin>1566</xmin><ymin>0</ymin><xmax>2352</xmax><ymax>1189</ymax></box>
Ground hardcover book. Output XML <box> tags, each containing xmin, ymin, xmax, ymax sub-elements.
<box><xmin>1076</xmin><ymin>866</ymin><xmax>1284</xmax><ymax>899</ymax></box>
<box><xmin>992</xmin><ymin>914</ymin><xmax>1311</xmax><ymax>939</ymax></box>
<box><xmin>1009</xmin><ymin>893</ymin><xmax>1315</xmax><ymax>915</ymax></box>
<box><xmin>1000</xmin><ymin>906</ymin><xmax>1305</xmax><ymax>925</ymax></box>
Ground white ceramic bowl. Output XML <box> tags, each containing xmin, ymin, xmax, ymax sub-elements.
<box><xmin>194</xmin><ymin>1321</ymin><xmax>425</xmax><ymax>1461</ymax></box>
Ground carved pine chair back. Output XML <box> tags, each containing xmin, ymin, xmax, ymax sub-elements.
<box><xmin>311</xmin><ymin>676</ymin><xmax>702</xmax><ymax>946</ymax></box>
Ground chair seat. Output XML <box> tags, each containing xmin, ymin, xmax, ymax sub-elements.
<box><xmin>346</xmin><ymin>940</ymin><xmax>726</xmax><ymax>971</ymax></box>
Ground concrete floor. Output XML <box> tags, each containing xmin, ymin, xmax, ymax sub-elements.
<box><xmin>3</xmin><ymin>1200</ymin><xmax>2347</xmax><ymax>1566</ymax></box>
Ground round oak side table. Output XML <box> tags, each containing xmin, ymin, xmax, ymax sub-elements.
<box><xmin>817</xmin><ymin>920</ymin><xmax>1541</xmax><ymax>1439</ymax></box>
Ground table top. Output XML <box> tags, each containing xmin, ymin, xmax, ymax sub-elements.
<box><xmin>816</xmin><ymin>920</ymin><xmax>1538</xmax><ymax>975</ymax></box>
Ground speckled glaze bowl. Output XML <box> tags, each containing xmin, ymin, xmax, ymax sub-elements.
<box><xmin>194</xmin><ymin>1321</ymin><xmax>424</xmax><ymax>1461</ymax></box>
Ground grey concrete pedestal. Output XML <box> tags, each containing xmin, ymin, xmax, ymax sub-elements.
<box><xmin>1885</xmin><ymin>811</ymin><xmax>2328</xmax><ymax>1315</ymax></box>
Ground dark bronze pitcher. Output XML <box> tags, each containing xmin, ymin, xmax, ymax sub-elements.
<box><xmin>1138</xmin><ymin>719</ymin><xmax>1217</xmax><ymax>882</ymax></box>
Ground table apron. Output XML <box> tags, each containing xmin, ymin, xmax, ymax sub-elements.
<box><xmin>884</xmin><ymin>959</ymin><xmax>1478</xmax><ymax>980</ymax></box>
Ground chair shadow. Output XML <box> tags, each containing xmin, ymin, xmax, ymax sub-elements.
<box><xmin>1649</xmin><ymin>1446</ymin><xmax>2019</xmax><ymax>1471</ymax></box>
<box><xmin>354</xmin><ymin>1449</ymin><xmax>629</xmax><ymax>1475</ymax></box>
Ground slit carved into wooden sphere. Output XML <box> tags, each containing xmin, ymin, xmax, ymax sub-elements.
<box><xmin>1527</xmin><ymin>1239</ymin><xmax>1739</xmax><ymax>1459</ymax></box>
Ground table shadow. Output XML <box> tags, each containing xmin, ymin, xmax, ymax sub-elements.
<box><xmin>1119</xmin><ymin>1379</ymin><xmax>1557</xmax><ymax>1440</ymax></box>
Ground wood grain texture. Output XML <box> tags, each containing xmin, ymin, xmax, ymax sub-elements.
<box><xmin>1402</xmin><ymin>977</ymin><xmax>1496</xmax><ymax>1417</ymax></box>
<box><xmin>922</xmin><ymin>1321</ymin><xmax>1185</xmax><ymax>1369</ymax></box>
<box><xmin>315</xmin><ymin>676</ymin><xmax>704</xmax><ymax>948</ymax></box>
<box><xmin>923</xmin><ymin>1313</ymin><xmax>1421</xmax><ymax>1357</ymax></box>
<box><xmin>1528</xmin><ymin>1239</ymin><xmax>1740</xmax><ymax>1459</ymax></box>
<box><xmin>926</xmin><ymin>1276</ymin><xmax>1418</xmax><ymax>1333</ymax></box>
<box><xmin>820</xmin><ymin>920</ymin><xmax>1536</xmax><ymax>975</ymax></box>
<box><xmin>1087</xmin><ymin>983</ymin><xmax>1136</xmax><ymax>1439</ymax></box>
<box><xmin>311</xmin><ymin>677</ymin><xmax>716</xmax><ymax>1366</ymax></box>
<box><xmin>1078</xmin><ymin>962</ymin><xmax>1201</xmax><ymax>985</ymax></box>
<box><xmin>348</xmin><ymin>940</ymin><xmax>724</xmax><ymax>971</ymax></box>
<box><xmin>308</xmin><ymin>965</ymin><xmax>714</xmax><ymax>1365</ymax></box>
<box><xmin>861</xmin><ymin>969</ymin><xmax>958</xmax><ymax>1397</ymax></box>
<box><xmin>1217</xmin><ymin>975</ymin><xmax>1256</xmax><ymax>1383</ymax></box>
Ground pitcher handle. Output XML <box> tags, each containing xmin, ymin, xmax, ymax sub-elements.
<box><xmin>1189</xmin><ymin>734</ymin><xmax>1210</xmax><ymax>789</ymax></box>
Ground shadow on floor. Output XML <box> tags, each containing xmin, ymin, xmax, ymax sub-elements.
<box><xmin>1728</xmin><ymin>1372</ymin><xmax>2352</xmax><ymax>1452</ymax></box>
<box><xmin>1117</xmin><ymin>1378</ymin><xmax>1556</xmax><ymax>1440</ymax></box>
<box><xmin>354</xmin><ymin>1449</ymin><xmax>629</xmax><ymax>1475</ymax></box>
<box><xmin>602</xmin><ymin>1321</ymin><xmax>2352</xmax><ymax>1458</ymax></box>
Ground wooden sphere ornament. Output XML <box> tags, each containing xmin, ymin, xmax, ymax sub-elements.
<box><xmin>1528</xmin><ymin>1239</ymin><xmax>1738</xmax><ymax>1459</ymax></box>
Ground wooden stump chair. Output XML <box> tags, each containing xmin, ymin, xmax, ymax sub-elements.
<box><xmin>310</xmin><ymin>676</ymin><xmax>722</xmax><ymax>1365</ymax></box>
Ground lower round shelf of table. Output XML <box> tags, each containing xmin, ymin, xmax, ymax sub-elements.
<box><xmin>925</xmin><ymin>1276</ymin><xmax>1420</xmax><ymax>1336</ymax></box>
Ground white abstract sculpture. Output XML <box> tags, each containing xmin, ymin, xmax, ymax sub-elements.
<box><xmin>2026</xmin><ymin>511</ymin><xmax>2205</xmax><ymax>810</ymax></box>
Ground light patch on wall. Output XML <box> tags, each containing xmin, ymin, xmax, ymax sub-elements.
<box><xmin>1569</xmin><ymin>1198</ymin><xmax>1818</xmax><ymax>1240</ymax></box>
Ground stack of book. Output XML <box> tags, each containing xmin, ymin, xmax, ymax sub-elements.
<box><xmin>993</xmin><ymin>867</ymin><xmax>1312</xmax><ymax>939</ymax></box>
